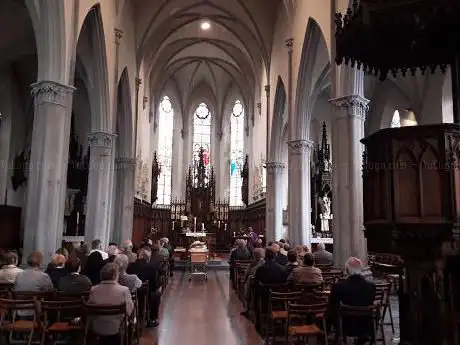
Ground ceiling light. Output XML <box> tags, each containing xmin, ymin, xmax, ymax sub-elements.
<box><xmin>200</xmin><ymin>21</ymin><xmax>211</xmax><ymax>30</ymax></box>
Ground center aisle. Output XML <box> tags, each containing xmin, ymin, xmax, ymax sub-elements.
<box><xmin>141</xmin><ymin>270</ymin><xmax>263</xmax><ymax>345</ymax></box>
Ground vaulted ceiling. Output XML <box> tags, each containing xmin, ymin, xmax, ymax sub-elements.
<box><xmin>133</xmin><ymin>0</ymin><xmax>284</xmax><ymax>116</ymax></box>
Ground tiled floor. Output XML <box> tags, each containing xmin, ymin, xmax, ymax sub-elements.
<box><xmin>141</xmin><ymin>271</ymin><xmax>401</xmax><ymax>345</ymax></box>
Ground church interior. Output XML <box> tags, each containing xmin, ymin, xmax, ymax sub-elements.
<box><xmin>0</xmin><ymin>0</ymin><xmax>459</xmax><ymax>344</ymax></box>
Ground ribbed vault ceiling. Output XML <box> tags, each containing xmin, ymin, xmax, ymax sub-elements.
<box><xmin>133</xmin><ymin>0</ymin><xmax>283</xmax><ymax>116</ymax></box>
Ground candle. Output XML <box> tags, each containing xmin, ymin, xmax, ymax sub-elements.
<box><xmin>224</xmin><ymin>223</ymin><xmax>227</xmax><ymax>231</ymax></box>
<box><xmin>201</xmin><ymin>223</ymin><xmax>204</xmax><ymax>231</ymax></box>
<box><xmin>233</xmin><ymin>232</ymin><xmax>236</xmax><ymax>237</ymax></box>
<box><xmin>172</xmin><ymin>221</ymin><xmax>175</xmax><ymax>231</ymax></box>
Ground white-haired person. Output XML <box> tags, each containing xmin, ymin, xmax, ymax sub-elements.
<box><xmin>122</xmin><ymin>240</ymin><xmax>137</xmax><ymax>263</ymax></box>
<box><xmin>113</xmin><ymin>254</ymin><xmax>142</xmax><ymax>292</ymax></box>
<box><xmin>325</xmin><ymin>257</ymin><xmax>376</xmax><ymax>345</ymax></box>
<box><xmin>158</xmin><ymin>238</ymin><xmax>170</xmax><ymax>260</ymax></box>
<box><xmin>105</xmin><ymin>244</ymin><xmax>119</xmax><ymax>264</ymax></box>
<box><xmin>313</xmin><ymin>242</ymin><xmax>333</xmax><ymax>265</ymax></box>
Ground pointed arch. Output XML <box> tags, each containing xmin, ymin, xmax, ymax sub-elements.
<box><xmin>293</xmin><ymin>18</ymin><xmax>329</xmax><ymax>140</ymax></box>
<box><xmin>270</xmin><ymin>77</ymin><xmax>287</xmax><ymax>161</ymax></box>
<box><xmin>76</xmin><ymin>4</ymin><xmax>110</xmax><ymax>131</ymax></box>
<box><xmin>116</xmin><ymin>68</ymin><xmax>134</xmax><ymax>158</ymax></box>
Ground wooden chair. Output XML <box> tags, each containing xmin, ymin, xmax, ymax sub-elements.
<box><xmin>375</xmin><ymin>280</ymin><xmax>394</xmax><ymax>332</ymax></box>
<box><xmin>256</xmin><ymin>283</ymin><xmax>289</xmax><ymax>336</ymax></box>
<box><xmin>285</xmin><ymin>302</ymin><xmax>327</xmax><ymax>345</ymax></box>
<box><xmin>12</xmin><ymin>292</ymin><xmax>55</xmax><ymax>302</ymax></box>
<box><xmin>55</xmin><ymin>291</ymin><xmax>89</xmax><ymax>301</ymax></box>
<box><xmin>136</xmin><ymin>282</ymin><xmax>149</xmax><ymax>333</ymax></box>
<box><xmin>0</xmin><ymin>297</ymin><xmax>41</xmax><ymax>345</ymax></box>
<box><xmin>82</xmin><ymin>302</ymin><xmax>127</xmax><ymax>345</ymax></box>
<box><xmin>129</xmin><ymin>291</ymin><xmax>141</xmax><ymax>345</ymax></box>
<box><xmin>338</xmin><ymin>303</ymin><xmax>383</xmax><ymax>345</ymax></box>
<box><xmin>38</xmin><ymin>299</ymin><xmax>83</xmax><ymax>345</ymax></box>
<box><xmin>266</xmin><ymin>290</ymin><xmax>303</xmax><ymax>345</ymax></box>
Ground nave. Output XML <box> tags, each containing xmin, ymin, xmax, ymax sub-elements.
<box><xmin>142</xmin><ymin>271</ymin><xmax>262</xmax><ymax>345</ymax></box>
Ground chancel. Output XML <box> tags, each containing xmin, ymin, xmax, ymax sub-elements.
<box><xmin>0</xmin><ymin>0</ymin><xmax>459</xmax><ymax>344</ymax></box>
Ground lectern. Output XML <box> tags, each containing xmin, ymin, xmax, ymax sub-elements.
<box><xmin>362</xmin><ymin>124</ymin><xmax>460</xmax><ymax>345</ymax></box>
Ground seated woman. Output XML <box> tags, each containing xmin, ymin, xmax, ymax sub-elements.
<box><xmin>88</xmin><ymin>263</ymin><xmax>134</xmax><ymax>345</ymax></box>
<box><xmin>45</xmin><ymin>254</ymin><xmax>69</xmax><ymax>289</ymax></box>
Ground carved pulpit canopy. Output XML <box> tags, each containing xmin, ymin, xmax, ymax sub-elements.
<box><xmin>335</xmin><ymin>1</ymin><xmax>460</xmax><ymax>80</ymax></box>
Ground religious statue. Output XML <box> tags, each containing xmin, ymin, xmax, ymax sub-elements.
<box><xmin>151</xmin><ymin>151</ymin><xmax>161</xmax><ymax>203</ymax></box>
<box><xmin>318</xmin><ymin>194</ymin><xmax>332</xmax><ymax>232</ymax></box>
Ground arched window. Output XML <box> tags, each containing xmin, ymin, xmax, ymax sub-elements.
<box><xmin>391</xmin><ymin>110</ymin><xmax>401</xmax><ymax>128</ymax></box>
<box><xmin>229</xmin><ymin>100</ymin><xmax>245</xmax><ymax>206</ymax></box>
<box><xmin>157</xmin><ymin>96</ymin><xmax>174</xmax><ymax>205</ymax></box>
<box><xmin>192</xmin><ymin>103</ymin><xmax>212</xmax><ymax>181</ymax></box>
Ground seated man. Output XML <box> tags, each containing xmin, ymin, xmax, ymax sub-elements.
<box><xmin>285</xmin><ymin>249</ymin><xmax>299</xmax><ymax>275</ymax></box>
<box><xmin>313</xmin><ymin>243</ymin><xmax>333</xmax><ymax>265</ymax></box>
<box><xmin>127</xmin><ymin>248</ymin><xmax>161</xmax><ymax>327</ymax></box>
<box><xmin>88</xmin><ymin>263</ymin><xmax>134</xmax><ymax>345</ymax></box>
<box><xmin>254</xmin><ymin>247</ymin><xmax>287</xmax><ymax>285</ymax></box>
<box><xmin>58</xmin><ymin>258</ymin><xmax>92</xmax><ymax>294</ymax></box>
<box><xmin>272</xmin><ymin>243</ymin><xmax>288</xmax><ymax>266</ymax></box>
<box><xmin>326</xmin><ymin>257</ymin><xmax>376</xmax><ymax>345</ymax></box>
<box><xmin>240</xmin><ymin>248</ymin><xmax>265</xmax><ymax>317</ymax></box>
<box><xmin>113</xmin><ymin>254</ymin><xmax>142</xmax><ymax>292</ymax></box>
<box><xmin>288</xmin><ymin>252</ymin><xmax>323</xmax><ymax>285</ymax></box>
<box><xmin>0</xmin><ymin>251</ymin><xmax>23</xmax><ymax>283</ymax></box>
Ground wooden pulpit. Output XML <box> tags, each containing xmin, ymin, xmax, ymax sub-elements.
<box><xmin>362</xmin><ymin>124</ymin><xmax>460</xmax><ymax>345</ymax></box>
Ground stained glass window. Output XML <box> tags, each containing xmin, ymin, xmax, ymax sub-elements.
<box><xmin>156</xmin><ymin>96</ymin><xmax>173</xmax><ymax>205</ymax></box>
<box><xmin>391</xmin><ymin>110</ymin><xmax>401</xmax><ymax>128</ymax></box>
<box><xmin>192</xmin><ymin>103</ymin><xmax>212</xmax><ymax>182</ymax></box>
<box><xmin>229</xmin><ymin>100</ymin><xmax>245</xmax><ymax>206</ymax></box>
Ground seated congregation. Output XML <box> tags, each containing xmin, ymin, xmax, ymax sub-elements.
<box><xmin>230</xmin><ymin>239</ymin><xmax>395</xmax><ymax>345</ymax></box>
<box><xmin>0</xmin><ymin>238</ymin><xmax>174</xmax><ymax>345</ymax></box>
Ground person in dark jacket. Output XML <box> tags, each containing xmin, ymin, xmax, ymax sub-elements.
<box><xmin>254</xmin><ymin>247</ymin><xmax>287</xmax><ymax>285</ymax></box>
<box><xmin>326</xmin><ymin>257</ymin><xmax>376</xmax><ymax>345</ymax></box>
<box><xmin>129</xmin><ymin>248</ymin><xmax>162</xmax><ymax>327</ymax></box>
<box><xmin>45</xmin><ymin>254</ymin><xmax>69</xmax><ymax>289</ymax></box>
<box><xmin>83</xmin><ymin>251</ymin><xmax>105</xmax><ymax>285</ymax></box>
<box><xmin>58</xmin><ymin>258</ymin><xmax>92</xmax><ymax>294</ymax></box>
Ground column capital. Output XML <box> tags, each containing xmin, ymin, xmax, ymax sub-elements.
<box><xmin>88</xmin><ymin>131</ymin><xmax>117</xmax><ymax>148</ymax></box>
<box><xmin>285</xmin><ymin>38</ymin><xmax>293</xmax><ymax>52</ymax></box>
<box><xmin>287</xmin><ymin>139</ymin><xmax>314</xmax><ymax>155</ymax></box>
<box><xmin>265</xmin><ymin>161</ymin><xmax>285</xmax><ymax>171</ymax></box>
<box><xmin>31</xmin><ymin>81</ymin><xmax>75</xmax><ymax>108</ymax></box>
<box><xmin>115</xmin><ymin>157</ymin><xmax>136</xmax><ymax>167</ymax></box>
<box><xmin>114</xmin><ymin>28</ymin><xmax>123</xmax><ymax>45</ymax></box>
<box><xmin>329</xmin><ymin>94</ymin><xmax>370</xmax><ymax>121</ymax></box>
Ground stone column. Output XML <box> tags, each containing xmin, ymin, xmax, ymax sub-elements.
<box><xmin>287</xmin><ymin>139</ymin><xmax>314</xmax><ymax>245</ymax></box>
<box><xmin>85</xmin><ymin>131</ymin><xmax>117</xmax><ymax>248</ymax></box>
<box><xmin>265</xmin><ymin>162</ymin><xmax>285</xmax><ymax>241</ymax></box>
<box><xmin>23</xmin><ymin>81</ymin><xmax>75</xmax><ymax>261</ymax></box>
<box><xmin>329</xmin><ymin>95</ymin><xmax>369</xmax><ymax>265</ymax></box>
<box><xmin>0</xmin><ymin>102</ymin><xmax>11</xmax><ymax>204</ymax></box>
<box><xmin>113</xmin><ymin>157</ymin><xmax>136</xmax><ymax>244</ymax></box>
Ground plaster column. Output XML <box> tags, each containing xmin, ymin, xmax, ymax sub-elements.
<box><xmin>330</xmin><ymin>95</ymin><xmax>369</xmax><ymax>265</ymax></box>
<box><xmin>85</xmin><ymin>131</ymin><xmax>117</xmax><ymax>248</ymax></box>
<box><xmin>265</xmin><ymin>162</ymin><xmax>285</xmax><ymax>241</ymax></box>
<box><xmin>113</xmin><ymin>157</ymin><xmax>136</xmax><ymax>244</ymax></box>
<box><xmin>23</xmin><ymin>81</ymin><xmax>75</xmax><ymax>261</ymax></box>
<box><xmin>287</xmin><ymin>139</ymin><xmax>314</xmax><ymax>245</ymax></box>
